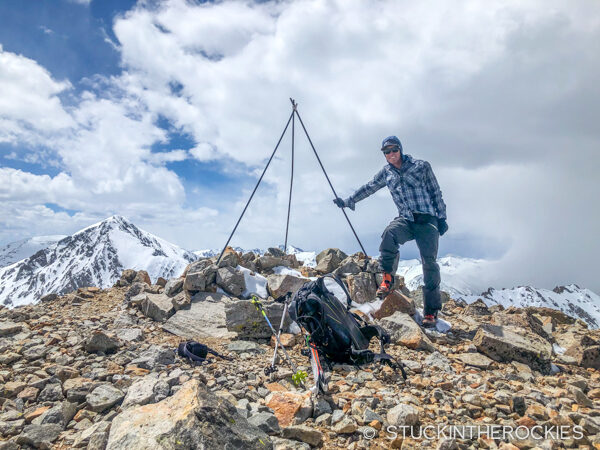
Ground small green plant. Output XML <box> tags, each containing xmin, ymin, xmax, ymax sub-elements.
<box><xmin>292</xmin><ymin>370</ymin><xmax>308</xmax><ymax>386</ymax></box>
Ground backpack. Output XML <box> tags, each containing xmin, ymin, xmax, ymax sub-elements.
<box><xmin>289</xmin><ymin>275</ymin><xmax>406</xmax><ymax>378</ymax></box>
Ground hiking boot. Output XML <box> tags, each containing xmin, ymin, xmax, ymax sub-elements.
<box><xmin>422</xmin><ymin>313</ymin><xmax>438</xmax><ymax>329</ymax></box>
<box><xmin>376</xmin><ymin>272</ymin><xmax>393</xmax><ymax>298</ymax></box>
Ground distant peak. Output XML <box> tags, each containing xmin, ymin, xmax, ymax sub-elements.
<box><xmin>106</xmin><ymin>215</ymin><xmax>129</xmax><ymax>223</ymax></box>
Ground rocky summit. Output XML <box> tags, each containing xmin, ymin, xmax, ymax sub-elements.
<box><xmin>1</xmin><ymin>247</ymin><xmax>599</xmax><ymax>449</ymax></box>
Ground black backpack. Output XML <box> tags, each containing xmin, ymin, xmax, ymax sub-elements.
<box><xmin>289</xmin><ymin>275</ymin><xmax>406</xmax><ymax>378</ymax></box>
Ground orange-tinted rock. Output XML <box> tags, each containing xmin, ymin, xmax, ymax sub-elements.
<box><xmin>266</xmin><ymin>391</ymin><xmax>309</xmax><ymax>427</ymax></box>
<box><xmin>373</xmin><ymin>290</ymin><xmax>416</xmax><ymax>319</ymax></box>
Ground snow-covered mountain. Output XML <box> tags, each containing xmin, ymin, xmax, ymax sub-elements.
<box><xmin>396</xmin><ymin>256</ymin><xmax>600</xmax><ymax>328</ymax></box>
<box><xmin>0</xmin><ymin>235</ymin><xmax>66</xmax><ymax>268</ymax></box>
<box><xmin>461</xmin><ymin>285</ymin><xmax>600</xmax><ymax>329</ymax></box>
<box><xmin>0</xmin><ymin>216</ymin><xmax>196</xmax><ymax>308</ymax></box>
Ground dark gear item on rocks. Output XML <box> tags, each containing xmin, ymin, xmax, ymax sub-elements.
<box><xmin>177</xmin><ymin>341</ymin><xmax>233</xmax><ymax>365</ymax></box>
<box><xmin>290</xmin><ymin>275</ymin><xmax>407</xmax><ymax>390</ymax></box>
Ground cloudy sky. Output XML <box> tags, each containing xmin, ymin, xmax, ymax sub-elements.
<box><xmin>0</xmin><ymin>0</ymin><xmax>599</xmax><ymax>292</ymax></box>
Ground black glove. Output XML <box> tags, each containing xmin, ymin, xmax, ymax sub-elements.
<box><xmin>333</xmin><ymin>197</ymin><xmax>355</xmax><ymax>211</ymax></box>
<box><xmin>437</xmin><ymin>218</ymin><xmax>448</xmax><ymax>236</ymax></box>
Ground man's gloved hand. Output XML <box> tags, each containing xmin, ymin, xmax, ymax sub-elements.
<box><xmin>333</xmin><ymin>197</ymin><xmax>355</xmax><ymax>211</ymax></box>
<box><xmin>437</xmin><ymin>218</ymin><xmax>448</xmax><ymax>236</ymax></box>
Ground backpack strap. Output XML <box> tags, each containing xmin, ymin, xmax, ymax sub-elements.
<box><xmin>318</xmin><ymin>274</ymin><xmax>353</xmax><ymax>310</ymax></box>
<box><xmin>357</xmin><ymin>325</ymin><xmax>407</xmax><ymax>379</ymax></box>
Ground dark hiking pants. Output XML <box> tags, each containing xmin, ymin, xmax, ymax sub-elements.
<box><xmin>378</xmin><ymin>213</ymin><xmax>441</xmax><ymax>315</ymax></box>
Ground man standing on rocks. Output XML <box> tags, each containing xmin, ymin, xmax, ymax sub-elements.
<box><xmin>334</xmin><ymin>136</ymin><xmax>448</xmax><ymax>328</ymax></box>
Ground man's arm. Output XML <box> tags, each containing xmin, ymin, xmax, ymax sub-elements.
<box><xmin>349</xmin><ymin>168</ymin><xmax>387</xmax><ymax>206</ymax></box>
<box><xmin>423</xmin><ymin>162</ymin><xmax>447</xmax><ymax>219</ymax></box>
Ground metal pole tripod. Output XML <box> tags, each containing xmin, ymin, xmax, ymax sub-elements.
<box><xmin>216</xmin><ymin>98</ymin><xmax>367</xmax><ymax>265</ymax></box>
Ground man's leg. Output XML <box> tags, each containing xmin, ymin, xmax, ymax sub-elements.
<box><xmin>378</xmin><ymin>217</ymin><xmax>414</xmax><ymax>274</ymax></box>
<box><xmin>414</xmin><ymin>218</ymin><xmax>441</xmax><ymax>316</ymax></box>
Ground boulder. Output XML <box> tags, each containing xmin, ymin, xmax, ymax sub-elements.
<box><xmin>332</xmin><ymin>256</ymin><xmax>362</xmax><ymax>277</ymax></box>
<box><xmin>463</xmin><ymin>299</ymin><xmax>491</xmax><ymax>316</ymax></box>
<box><xmin>122</xmin><ymin>375</ymin><xmax>159</xmax><ymax>408</ymax></box>
<box><xmin>114</xmin><ymin>328</ymin><xmax>144</xmax><ymax>342</ymax></box>
<box><xmin>524</xmin><ymin>306</ymin><xmax>576</xmax><ymax>325</ymax></box>
<box><xmin>256</xmin><ymin>255</ymin><xmax>289</xmax><ymax>271</ymax></box>
<box><xmin>134</xmin><ymin>270</ymin><xmax>151</xmax><ymax>285</ymax></box>
<box><xmin>120</xmin><ymin>269</ymin><xmax>136</xmax><ymax>285</ymax></box>
<box><xmin>247</xmin><ymin>412</ymin><xmax>281</xmax><ymax>435</ymax></box>
<box><xmin>225</xmin><ymin>300</ymin><xmax>288</xmax><ymax>339</ymax></box>
<box><xmin>216</xmin><ymin>267</ymin><xmax>246</xmax><ymax>297</ymax></box>
<box><xmin>170</xmin><ymin>290</ymin><xmax>191</xmax><ymax>311</ymax></box>
<box><xmin>163</xmin><ymin>292</ymin><xmax>236</xmax><ymax>339</ymax></box>
<box><xmin>373</xmin><ymin>290</ymin><xmax>416</xmax><ymax>319</ymax></box>
<box><xmin>346</xmin><ymin>272</ymin><xmax>377</xmax><ymax>304</ymax></box>
<box><xmin>164</xmin><ymin>278</ymin><xmax>183</xmax><ymax>297</ymax></box>
<box><xmin>266</xmin><ymin>392</ymin><xmax>311</xmax><ymax>428</ymax></box>
<box><xmin>16</xmin><ymin>424</ymin><xmax>63</xmax><ymax>448</ymax></box>
<box><xmin>106</xmin><ymin>379</ymin><xmax>272</xmax><ymax>450</ymax></box>
<box><xmin>491</xmin><ymin>310</ymin><xmax>552</xmax><ymax>341</ymax></box>
<box><xmin>473</xmin><ymin>324</ymin><xmax>553</xmax><ymax>373</ymax></box>
<box><xmin>183</xmin><ymin>271</ymin><xmax>206</xmax><ymax>292</ymax></box>
<box><xmin>379</xmin><ymin>312</ymin><xmax>435</xmax><ymax>351</ymax></box>
<box><xmin>387</xmin><ymin>403</ymin><xmax>419</xmax><ymax>427</ymax></box>
<box><xmin>267</xmin><ymin>274</ymin><xmax>307</xmax><ymax>299</ymax></box>
<box><xmin>140</xmin><ymin>293</ymin><xmax>175</xmax><ymax>322</ymax></box>
<box><xmin>130</xmin><ymin>345</ymin><xmax>175</xmax><ymax>370</ymax></box>
<box><xmin>266</xmin><ymin>247</ymin><xmax>285</xmax><ymax>257</ymax></box>
<box><xmin>0</xmin><ymin>321</ymin><xmax>22</xmax><ymax>337</ymax></box>
<box><xmin>315</xmin><ymin>248</ymin><xmax>346</xmax><ymax>273</ymax></box>
<box><xmin>84</xmin><ymin>331</ymin><xmax>121</xmax><ymax>354</ymax></box>
<box><xmin>86</xmin><ymin>385</ymin><xmax>125</xmax><ymax>412</ymax></box>
<box><xmin>36</xmin><ymin>401</ymin><xmax>77</xmax><ymax>427</ymax></box>
<box><xmin>455</xmin><ymin>353</ymin><xmax>494</xmax><ymax>369</ymax></box>
<box><xmin>410</xmin><ymin>287</ymin><xmax>450</xmax><ymax>309</ymax></box>
<box><xmin>124</xmin><ymin>282</ymin><xmax>146</xmax><ymax>303</ymax></box>
<box><xmin>281</xmin><ymin>425</ymin><xmax>323</xmax><ymax>447</ymax></box>
<box><xmin>217</xmin><ymin>250</ymin><xmax>240</xmax><ymax>268</ymax></box>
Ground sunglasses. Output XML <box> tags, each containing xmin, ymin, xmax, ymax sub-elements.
<box><xmin>382</xmin><ymin>147</ymin><xmax>400</xmax><ymax>155</ymax></box>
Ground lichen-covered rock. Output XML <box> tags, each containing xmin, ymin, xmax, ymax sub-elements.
<box><xmin>373</xmin><ymin>290</ymin><xmax>416</xmax><ymax>319</ymax></box>
<box><xmin>379</xmin><ymin>312</ymin><xmax>435</xmax><ymax>351</ymax></box>
<box><xmin>346</xmin><ymin>272</ymin><xmax>377</xmax><ymax>304</ymax></box>
<box><xmin>216</xmin><ymin>267</ymin><xmax>246</xmax><ymax>297</ymax></box>
<box><xmin>473</xmin><ymin>324</ymin><xmax>552</xmax><ymax>373</ymax></box>
<box><xmin>315</xmin><ymin>248</ymin><xmax>347</xmax><ymax>273</ymax></box>
<box><xmin>164</xmin><ymin>278</ymin><xmax>183</xmax><ymax>297</ymax></box>
<box><xmin>86</xmin><ymin>385</ymin><xmax>125</xmax><ymax>412</ymax></box>
<box><xmin>267</xmin><ymin>274</ymin><xmax>307</xmax><ymax>299</ymax></box>
<box><xmin>225</xmin><ymin>299</ymin><xmax>287</xmax><ymax>339</ymax></box>
<box><xmin>106</xmin><ymin>379</ymin><xmax>272</xmax><ymax>450</ymax></box>
<box><xmin>84</xmin><ymin>331</ymin><xmax>121</xmax><ymax>354</ymax></box>
<box><xmin>140</xmin><ymin>293</ymin><xmax>175</xmax><ymax>322</ymax></box>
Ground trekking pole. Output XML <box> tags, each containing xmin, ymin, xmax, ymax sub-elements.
<box><xmin>269</xmin><ymin>294</ymin><xmax>291</xmax><ymax>373</ymax></box>
<box><xmin>250</xmin><ymin>295</ymin><xmax>307</xmax><ymax>387</ymax></box>
<box><xmin>291</xmin><ymin>100</ymin><xmax>368</xmax><ymax>256</ymax></box>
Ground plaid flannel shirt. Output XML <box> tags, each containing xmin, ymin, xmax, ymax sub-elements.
<box><xmin>349</xmin><ymin>154</ymin><xmax>447</xmax><ymax>220</ymax></box>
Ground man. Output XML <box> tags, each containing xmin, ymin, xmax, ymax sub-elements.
<box><xmin>334</xmin><ymin>136</ymin><xmax>448</xmax><ymax>328</ymax></box>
